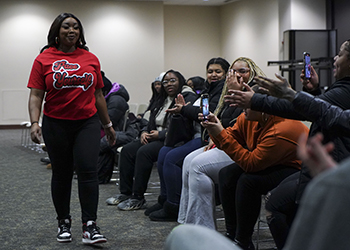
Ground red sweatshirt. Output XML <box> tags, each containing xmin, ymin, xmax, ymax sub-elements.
<box><xmin>27</xmin><ymin>47</ymin><xmax>104</xmax><ymax>120</ymax></box>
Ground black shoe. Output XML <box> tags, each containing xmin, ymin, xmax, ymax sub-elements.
<box><xmin>145</xmin><ymin>203</ymin><xmax>163</xmax><ymax>216</ymax></box>
<box><xmin>233</xmin><ymin>239</ymin><xmax>255</xmax><ymax>250</ymax></box>
<box><xmin>57</xmin><ymin>218</ymin><xmax>72</xmax><ymax>243</ymax></box>
<box><xmin>82</xmin><ymin>221</ymin><xmax>107</xmax><ymax>244</ymax></box>
<box><xmin>144</xmin><ymin>196</ymin><xmax>166</xmax><ymax>216</ymax></box>
<box><xmin>225</xmin><ymin>232</ymin><xmax>235</xmax><ymax>241</ymax></box>
<box><xmin>149</xmin><ymin>201</ymin><xmax>178</xmax><ymax>221</ymax></box>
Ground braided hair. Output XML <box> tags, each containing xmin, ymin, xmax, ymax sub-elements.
<box><xmin>214</xmin><ymin>57</ymin><xmax>266</xmax><ymax>116</ymax></box>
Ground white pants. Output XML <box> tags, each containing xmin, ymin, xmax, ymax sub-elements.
<box><xmin>178</xmin><ymin>146</ymin><xmax>234</xmax><ymax>229</ymax></box>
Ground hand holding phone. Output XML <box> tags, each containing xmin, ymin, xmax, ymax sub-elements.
<box><xmin>201</xmin><ymin>94</ymin><xmax>209</xmax><ymax>120</ymax></box>
<box><xmin>303</xmin><ymin>52</ymin><xmax>311</xmax><ymax>79</ymax></box>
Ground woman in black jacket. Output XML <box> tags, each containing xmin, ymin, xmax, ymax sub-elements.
<box><xmin>105</xmin><ymin>69</ymin><xmax>197</xmax><ymax>210</ymax></box>
<box><xmin>98</xmin><ymin>73</ymin><xmax>138</xmax><ymax>183</ymax></box>
<box><xmin>142</xmin><ymin>72</ymin><xmax>164</xmax><ymax>118</ymax></box>
<box><xmin>145</xmin><ymin>57</ymin><xmax>231</xmax><ymax>221</ymax></box>
<box><xmin>228</xmin><ymin>39</ymin><xmax>350</xmax><ymax>250</ymax></box>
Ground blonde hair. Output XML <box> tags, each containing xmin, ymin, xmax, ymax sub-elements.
<box><xmin>214</xmin><ymin>57</ymin><xmax>266</xmax><ymax>116</ymax></box>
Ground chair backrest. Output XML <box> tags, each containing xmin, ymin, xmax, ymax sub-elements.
<box><xmin>128</xmin><ymin>103</ymin><xmax>138</xmax><ymax>115</ymax></box>
<box><xmin>143</xmin><ymin>110</ymin><xmax>151</xmax><ymax>121</ymax></box>
<box><xmin>137</xmin><ymin>103</ymin><xmax>148</xmax><ymax>115</ymax></box>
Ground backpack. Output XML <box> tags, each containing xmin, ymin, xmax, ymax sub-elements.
<box><xmin>97</xmin><ymin>150</ymin><xmax>116</xmax><ymax>184</ymax></box>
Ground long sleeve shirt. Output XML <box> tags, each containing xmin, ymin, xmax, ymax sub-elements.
<box><xmin>210</xmin><ymin>114</ymin><xmax>309</xmax><ymax>173</ymax></box>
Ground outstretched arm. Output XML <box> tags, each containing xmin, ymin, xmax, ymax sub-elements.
<box><xmin>253</xmin><ymin>74</ymin><xmax>296</xmax><ymax>102</ymax></box>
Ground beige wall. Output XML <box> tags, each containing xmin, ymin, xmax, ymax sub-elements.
<box><xmin>0</xmin><ymin>0</ymin><xmax>165</xmax><ymax>124</ymax></box>
<box><xmin>0</xmin><ymin>0</ymin><xmax>326</xmax><ymax>125</ymax></box>
<box><xmin>221</xmin><ymin>0</ymin><xmax>280</xmax><ymax>77</ymax></box>
<box><xmin>164</xmin><ymin>5</ymin><xmax>222</xmax><ymax>78</ymax></box>
<box><xmin>278</xmin><ymin>0</ymin><xmax>326</xmax><ymax>58</ymax></box>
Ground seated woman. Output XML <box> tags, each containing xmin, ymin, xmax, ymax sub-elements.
<box><xmin>187</xmin><ymin>76</ymin><xmax>206</xmax><ymax>95</ymax></box>
<box><xmin>139</xmin><ymin>72</ymin><xmax>164</xmax><ymax>119</ymax></box>
<box><xmin>203</xmin><ymin>85</ymin><xmax>309</xmax><ymax>250</ymax></box>
<box><xmin>178</xmin><ymin>57</ymin><xmax>266</xmax><ymax>230</ymax></box>
<box><xmin>98</xmin><ymin>72</ymin><xmax>138</xmax><ymax>183</ymax></box>
<box><xmin>106</xmin><ymin>69</ymin><xmax>197</xmax><ymax>210</ymax></box>
<box><xmin>145</xmin><ymin>58</ymin><xmax>230</xmax><ymax>221</ymax></box>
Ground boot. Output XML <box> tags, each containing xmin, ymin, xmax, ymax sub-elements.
<box><xmin>149</xmin><ymin>201</ymin><xmax>179</xmax><ymax>221</ymax></box>
<box><xmin>144</xmin><ymin>195</ymin><xmax>166</xmax><ymax>216</ymax></box>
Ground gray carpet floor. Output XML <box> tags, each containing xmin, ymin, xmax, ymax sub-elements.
<box><xmin>0</xmin><ymin>129</ymin><xmax>275</xmax><ymax>250</ymax></box>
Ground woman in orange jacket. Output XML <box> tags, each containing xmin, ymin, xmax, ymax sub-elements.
<box><xmin>202</xmin><ymin>85</ymin><xmax>309</xmax><ymax>250</ymax></box>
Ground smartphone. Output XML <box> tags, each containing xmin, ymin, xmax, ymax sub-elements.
<box><xmin>303</xmin><ymin>52</ymin><xmax>311</xmax><ymax>79</ymax></box>
<box><xmin>201</xmin><ymin>93</ymin><xmax>209</xmax><ymax>120</ymax></box>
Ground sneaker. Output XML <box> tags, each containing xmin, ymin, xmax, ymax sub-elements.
<box><xmin>57</xmin><ymin>218</ymin><xmax>72</xmax><ymax>243</ymax></box>
<box><xmin>40</xmin><ymin>157</ymin><xmax>51</xmax><ymax>164</ymax></box>
<box><xmin>117</xmin><ymin>198</ymin><xmax>146</xmax><ymax>211</ymax></box>
<box><xmin>106</xmin><ymin>194</ymin><xmax>131</xmax><ymax>205</ymax></box>
<box><xmin>82</xmin><ymin>221</ymin><xmax>107</xmax><ymax>245</ymax></box>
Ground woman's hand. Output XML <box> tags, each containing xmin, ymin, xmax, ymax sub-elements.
<box><xmin>204</xmin><ymin>139</ymin><xmax>215</xmax><ymax>151</ymax></box>
<box><xmin>224</xmin><ymin>83</ymin><xmax>254</xmax><ymax>109</ymax></box>
<box><xmin>254</xmin><ymin>74</ymin><xmax>296</xmax><ymax>102</ymax></box>
<box><xmin>200</xmin><ymin>113</ymin><xmax>224</xmax><ymax>137</ymax></box>
<box><xmin>30</xmin><ymin>123</ymin><xmax>42</xmax><ymax>144</ymax></box>
<box><xmin>166</xmin><ymin>94</ymin><xmax>187</xmax><ymax>114</ymax></box>
<box><xmin>140</xmin><ymin>131</ymin><xmax>149</xmax><ymax>145</ymax></box>
<box><xmin>300</xmin><ymin>66</ymin><xmax>319</xmax><ymax>91</ymax></box>
<box><xmin>226</xmin><ymin>69</ymin><xmax>245</xmax><ymax>91</ymax></box>
<box><xmin>104</xmin><ymin>127</ymin><xmax>116</xmax><ymax>146</ymax></box>
<box><xmin>147</xmin><ymin>130</ymin><xmax>159</xmax><ymax>141</ymax></box>
<box><xmin>297</xmin><ymin>133</ymin><xmax>337</xmax><ymax>177</ymax></box>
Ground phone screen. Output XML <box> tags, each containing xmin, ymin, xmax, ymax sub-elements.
<box><xmin>201</xmin><ymin>94</ymin><xmax>209</xmax><ymax>120</ymax></box>
<box><xmin>304</xmin><ymin>52</ymin><xmax>311</xmax><ymax>79</ymax></box>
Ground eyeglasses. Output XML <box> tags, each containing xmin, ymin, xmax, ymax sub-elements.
<box><xmin>162</xmin><ymin>78</ymin><xmax>177</xmax><ymax>86</ymax></box>
<box><xmin>231</xmin><ymin>68</ymin><xmax>250</xmax><ymax>74</ymax></box>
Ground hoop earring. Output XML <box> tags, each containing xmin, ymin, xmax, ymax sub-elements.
<box><xmin>55</xmin><ymin>37</ymin><xmax>59</xmax><ymax>44</ymax></box>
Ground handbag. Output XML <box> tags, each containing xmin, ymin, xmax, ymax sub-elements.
<box><xmin>164</xmin><ymin>114</ymin><xmax>194</xmax><ymax>147</ymax></box>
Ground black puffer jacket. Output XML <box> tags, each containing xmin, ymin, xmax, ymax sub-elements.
<box><xmin>218</xmin><ymin>103</ymin><xmax>243</xmax><ymax>128</ymax></box>
<box><xmin>250</xmin><ymin>76</ymin><xmax>350</xmax><ymax>201</ymax></box>
<box><xmin>105</xmin><ymin>84</ymin><xmax>129</xmax><ymax>131</ymax></box>
<box><xmin>101</xmin><ymin>84</ymin><xmax>138</xmax><ymax>150</ymax></box>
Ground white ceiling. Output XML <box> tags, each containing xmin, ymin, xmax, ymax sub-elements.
<box><xmin>130</xmin><ymin>0</ymin><xmax>240</xmax><ymax>6</ymax></box>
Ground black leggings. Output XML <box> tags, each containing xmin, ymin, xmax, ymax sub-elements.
<box><xmin>265</xmin><ymin>172</ymin><xmax>299</xmax><ymax>250</ymax></box>
<box><xmin>218</xmin><ymin>163</ymin><xmax>299</xmax><ymax>245</ymax></box>
<box><xmin>42</xmin><ymin>114</ymin><xmax>100</xmax><ymax>223</ymax></box>
<box><xmin>119</xmin><ymin>139</ymin><xmax>164</xmax><ymax>198</ymax></box>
